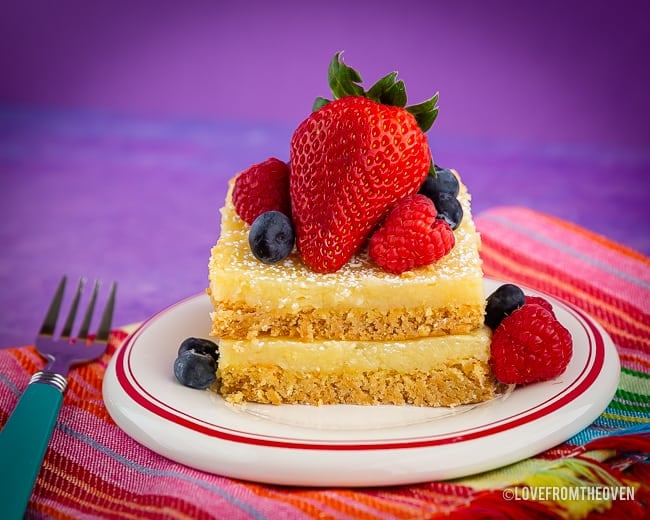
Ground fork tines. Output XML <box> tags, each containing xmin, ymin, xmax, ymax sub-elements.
<box><xmin>39</xmin><ymin>276</ymin><xmax>117</xmax><ymax>343</ymax></box>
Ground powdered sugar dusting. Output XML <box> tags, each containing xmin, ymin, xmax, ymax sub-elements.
<box><xmin>208</xmin><ymin>174</ymin><xmax>484</xmax><ymax>309</ymax></box>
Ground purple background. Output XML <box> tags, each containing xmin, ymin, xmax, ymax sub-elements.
<box><xmin>1</xmin><ymin>0</ymin><xmax>649</xmax><ymax>347</ymax></box>
<box><xmin>3</xmin><ymin>0</ymin><xmax>650</xmax><ymax>147</ymax></box>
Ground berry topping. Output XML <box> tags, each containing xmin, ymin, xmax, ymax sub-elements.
<box><xmin>290</xmin><ymin>52</ymin><xmax>439</xmax><ymax>273</ymax></box>
<box><xmin>430</xmin><ymin>192</ymin><xmax>463</xmax><ymax>230</ymax></box>
<box><xmin>490</xmin><ymin>304</ymin><xmax>573</xmax><ymax>384</ymax></box>
<box><xmin>232</xmin><ymin>157</ymin><xmax>291</xmax><ymax>225</ymax></box>
<box><xmin>525</xmin><ymin>295</ymin><xmax>556</xmax><ymax>317</ymax></box>
<box><xmin>369</xmin><ymin>194</ymin><xmax>455</xmax><ymax>274</ymax></box>
<box><xmin>178</xmin><ymin>337</ymin><xmax>220</xmax><ymax>362</ymax></box>
<box><xmin>248</xmin><ymin>211</ymin><xmax>295</xmax><ymax>263</ymax></box>
<box><xmin>174</xmin><ymin>337</ymin><xmax>220</xmax><ymax>389</ymax></box>
<box><xmin>419</xmin><ymin>165</ymin><xmax>460</xmax><ymax>199</ymax></box>
<box><xmin>485</xmin><ymin>283</ymin><xmax>526</xmax><ymax>330</ymax></box>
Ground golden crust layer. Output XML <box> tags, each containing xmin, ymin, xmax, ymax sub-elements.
<box><xmin>218</xmin><ymin>360</ymin><xmax>496</xmax><ymax>407</ymax></box>
<box><xmin>209</xmin><ymin>170</ymin><xmax>492</xmax><ymax>407</ymax></box>
<box><xmin>210</xmin><ymin>302</ymin><xmax>485</xmax><ymax>341</ymax></box>
<box><xmin>208</xmin><ymin>171</ymin><xmax>486</xmax><ymax>344</ymax></box>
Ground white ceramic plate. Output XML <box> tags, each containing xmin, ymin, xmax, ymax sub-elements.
<box><xmin>103</xmin><ymin>279</ymin><xmax>619</xmax><ymax>486</ymax></box>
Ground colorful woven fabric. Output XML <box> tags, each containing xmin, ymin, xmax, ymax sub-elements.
<box><xmin>0</xmin><ymin>207</ymin><xmax>648</xmax><ymax>519</ymax></box>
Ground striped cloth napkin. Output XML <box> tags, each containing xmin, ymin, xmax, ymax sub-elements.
<box><xmin>0</xmin><ymin>207</ymin><xmax>648</xmax><ymax>519</ymax></box>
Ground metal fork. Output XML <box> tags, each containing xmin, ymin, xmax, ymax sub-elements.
<box><xmin>0</xmin><ymin>276</ymin><xmax>117</xmax><ymax>519</ymax></box>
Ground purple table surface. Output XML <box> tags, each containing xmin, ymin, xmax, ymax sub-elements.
<box><xmin>1</xmin><ymin>106</ymin><xmax>648</xmax><ymax>349</ymax></box>
<box><xmin>1</xmin><ymin>0</ymin><xmax>649</xmax><ymax>347</ymax></box>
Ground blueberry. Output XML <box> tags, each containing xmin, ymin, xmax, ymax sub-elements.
<box><xmin>419</xmin><ymin>165</ymin><xmax>460</xmax><ymax>198</ymax></box>
<box><xmin>249</xmin><ymin>210</ymin><xmax>295</xmax><ymax>263</ymax></box>
<box><xmin>174</xmin><ymin>350</ymin><xmax>217</xmax><ymax>389</ymax></box>
<box><xmin>485</xmin><ymin>284</ymin><xmax>526</xmax><ymax>330</ymax></box>
<box><xmin>432</xmin><ymin>192</ymin><xmax>463</xmax><ymax>230</ymax></box>
<box><xmin>178</xmin><ymin>337</ymin><xmax>219</xmax><ymax>363</ymax></box>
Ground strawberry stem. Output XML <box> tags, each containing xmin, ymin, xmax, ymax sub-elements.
<box><xmin>328</xmin><ymin>52</ymin><xmax>365</xmax><ymax>98</ymax></box>
<box><xmin>406</xmin><ymin>94</ymin><xmax>440</xmax><ymax>133</ymax></box>
<box><xmin>313</xmin><ymin>52</ymin><xmax>440</xmax><ymax>133</ymax></box>
<box><xmin>312</xmin><ymin>97</ymin><xmax>330</xmax><ymax>111</ymax></box>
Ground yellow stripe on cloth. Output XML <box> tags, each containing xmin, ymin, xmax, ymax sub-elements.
<box><xmin>451</xmin><ymin>450</ymin><xmax>628</xmax><ymax>519</ymax></box>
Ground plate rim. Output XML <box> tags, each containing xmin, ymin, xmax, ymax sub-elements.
<box><xmin>107</xmin><ymin>279</ymin><xmax>617</xmax><ymax>453</ymax></box>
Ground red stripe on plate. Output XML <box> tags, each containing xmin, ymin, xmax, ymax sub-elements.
<box><xmin>114</xmin><ymin>302</ymin><xmax>605</xmax><ymax>451</ymax></box>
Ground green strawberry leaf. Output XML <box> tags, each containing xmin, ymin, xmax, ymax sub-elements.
<box><xmin>325</xmin><ymin>52</ymin><xmax>440</xmax><ymax>132</ymax></box>
<box><xmin>366</xmin><ymin>73</ymin><xmax>407</xmax><ymax>107</ymax></box>
<box><xmin>406</xmin><ymin>93</ymin><xmax>439</xmax><ymax>132</ymax></box>
<box><xmin>328</xmin><ymin>52</ymin><xmax>365</xmax><ymax>99</ymax></box>
<box><xmin>428</xmin><ymin>158</ymin><xmax>436</xmax><ymax>176</ymax></box>
<box><xmin>380</xmin><ymin>80</ymin><xmax>407</xmax><ymax>107</ymax></box>
<box><xmin>312</xmin><ymin>97</ymin><xmax>331</xmax><ymax>111</ymax></box>
<box><xmin>366</xmin><ymin>72</ymin><xmax>398</xmax><ymax>102</ymax></box>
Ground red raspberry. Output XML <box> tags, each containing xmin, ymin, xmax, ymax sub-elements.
<box><xmin>369</xmin><ymin>194</ymin><xmax>455</xmax><ymax>274</ymax></box>
<box><xmin>490</xmin><ymin>304</ymin><xmax>573</xmax><ymax>385</ymax></box>
<box><xmin>232</xmin><ymin>158</ymin><xmax>291</xmax><ymax>225</ymax></box>
<box><xmin>525</xmin><ymin>295</ymin><xmax>556</xmax><ymax>317</ymax></box>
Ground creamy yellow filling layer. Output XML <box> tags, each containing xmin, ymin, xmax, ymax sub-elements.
<box><xmin>208</xmin><ymin>171</ymin><xmax>484</xmax><ymax>313</ymax></box>
<box><xmin>218</xmin><ymin>326</ymin><xmax>492</xmax><ymax>373</ymax></box>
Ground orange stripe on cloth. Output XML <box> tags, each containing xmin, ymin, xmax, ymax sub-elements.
<box><xmin>237</xmin><ymin>484</ymin><xmax>340</xmax><ymax>519</ymax></box>
<box><xmin>479</xmin><ymin>239</ymin><xmax>650</xmax><ymax>336</ymax></box>
<box><xmin>617</xmin><ymin>346</ymin><xmax>650</xmax><ymax>373</ymax></box>
<box><xmin>373</xmin><ymin>483</ymin><xmax>471</xmax><ymax>511</ymax></box>
<box><xmin>527</xmin><ymin>208</ymin><xmax>650</xmax><ymax>266</ymax></box>
<box><xmin>476</xmin><ymin>209</ymin><xmax>650</xmax><ymax>312</ymax></box>
<box><xmin>480</xmin><ymin>259</ymin><xmax>650</xmax><ymax>365</ymax></box>
<box><xmin>370</xmin><ymin>488</ymin><xmax>468</xmax><ymax>516</ymax></box>
<box><xmin>6</xmin><ymin>346</ymin><xmax>46</xmax><ymax>378</ymax></box>
<box><xmin>36</xmin><ymin>454</ymin><xmax>216</xmax><ymax>520</ymax></box>
<box><xmin>63</xmin><ymin>366</ymin><xmax>115</xmax><ymax>423</ymax></box>
<box><xmin>476</xmin><ymin>222</ymin><xmax>650</xmax><ymax>321</ymax></box>
<box><xmin>478</xmin><ymin>236</ymin><xmax>650</xmax><ymax>351</ymax></box>
<box><xmin>243</xmin><ymin>483</ymin><xmax>437</xmax><ymax>519</ymax></box>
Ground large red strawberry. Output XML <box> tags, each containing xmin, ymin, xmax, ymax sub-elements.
<box><xmin>289</xmin><ymin>53</ymin><xmax>439</xmax><ymax>273</ymax></box>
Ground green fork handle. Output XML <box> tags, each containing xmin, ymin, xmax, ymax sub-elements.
<box><xmin>0</xmin><ymin>381</ymin><xmax>64</xmax><ymax>519</ymax></box>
